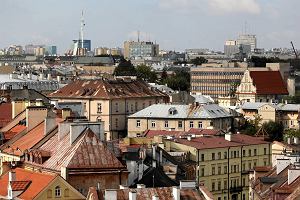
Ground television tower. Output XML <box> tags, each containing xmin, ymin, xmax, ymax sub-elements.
<box><xmin>80</xmin><ymin>10</ymin><xmax>85</xmax><ymax>49</ymax></box>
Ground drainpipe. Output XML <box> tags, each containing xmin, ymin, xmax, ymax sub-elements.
<box><xmin>240</xmin><ymin>145</ymin><xmax>244</xmax><ymax>200</ymax></box>
<box><xmin>228</xmin><ymin>147</ymin><xmax>230</xmax><ymax>200</ymax></box>
<box><xmin>197</xmin><ymin>149</ymin><xmax>200</xmax><ymax>184</ymax></box>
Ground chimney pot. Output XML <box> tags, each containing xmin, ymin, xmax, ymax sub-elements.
<box><xmin>129</xmin><ymin>190</ymin><xmax>137</xmax><ymax>200</ymax></box>
<box><xmin>172</xmin><ymin>186</ymin><xmax>180</xmax><ymax>200</ymax></box>
<box><xmin>9</xmin><ymin>171</ymin><xmax>16</xmax><ymax>182</ymax></box>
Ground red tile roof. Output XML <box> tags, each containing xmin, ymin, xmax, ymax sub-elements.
<box><xmin>10</xmin><ymin>181</ymin><xmax>31</xmax><ymax>191</ymax></box>
<box><xmin>144</xmin><ymin>128</ymin><xmax>223</xmax><ymax>138</ymax></box>
<box><xmin>174</xmin><ymin>134</ymin><xmax>269</xmax><ymax>150</ymax></box>
<box><xmin>0</xmin><ymin>103</ymin><xmax>12</xmax><ymax>127</ymax></box>
<box><xmin>0</xmin><ymin>168</ymin><xmax>56</xmax><ymax>199</ymax></box>
<box><xmin>48</xmin><ymin>79</ymin><xmax>168</xmax><ymax>99</ymax></box>
<box><xmin>3</xmin><ymin>122</ymin><xmax>45</xmax><ymax>156</ymax></box>
<box><xmin>3</xmin><ymin>124</ymin><xmax>27</xmax><ymax>140</ymax></box>
<box><xmin>250</xmin><ymin>71</ymin><xmax>288</xmax><ymax>95</ymax></box>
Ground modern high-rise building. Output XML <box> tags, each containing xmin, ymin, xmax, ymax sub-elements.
<box><xmin>237</xmin><ymin>34</ymin><xmax>257</xmax><ymax>52</ymax></box>
<box><xmin>72</xmin><ymin>39</ymin><xmax>91</xmax><ymax>51</ymax></box>
<box><xmin>224</xmin><ymin>40</ymin><xmax>251</xmax><ymax>57</ymax></box>
<box><xmin>124</xmin><ymin>41</ymin><xmax>159</xmax><ymax>59</ymax></box>
<box><xmin>45</xmin><ymin>45</ymin><xmax>57</xmax><ymax>55</ymax></box>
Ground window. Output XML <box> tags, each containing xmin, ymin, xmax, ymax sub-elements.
<box><xmin>126</xmin><ymin>102</ymin><xmax>129</xmax><ymax>112</ymax></box>
<box><xmin>131</xmin><ymin>104</ymin><xmax>134</xmax><ymax>112</ymax></box>
<box><xmin>115</xmin><ymin>102</ymin><xmax>119</xmax><ymax>112</ymax></box>
<box><xmin>224</xmin><ymin>152</ymin><xmax>227</xmax><ymax>159</ymax></box>
<box><xmin>218</xmin><ymin>152</ymin><xmax>221</xmax><ymax>160</ymax></box>
<box><xmin>224</xmin><ymin>180</ymin><xmax>227</xmax><ymax>189</ymax></box>
<box><xmin>135</xmin><ymin>102</ymin><xmax>138</xmax><ymax>111</ymax></box>
<box><xmin>234</xmin><ymin>151</ymin><xmax>236</xmax><ymax>158</ymax></box>
<box><xmin>218</xmin><ymin>166</ymin><xmax>221</xmax><ymax>174</ymax></box>
<box><xmin>243</xmin><ymin>194</ymin><xmax>246</xmax><ymax>200</ymax></box>
<box><xmin>212</xmin><ymin>166</ymin><xmax>215</xmax><ymax>175</ymax></box>
<box><xmin>151</xmin><ymin>121</ymin><xmax>156</xmax><ymax>128</ymax></box>
<box><xmin>254</xmin><ymin>161</ymin><xmax>257</xmax><ymax>167</ymax></box>
<box><xmin>64</xmin><ymin>189</ymin><xmax>69</xmax><ymax>197</ymax></box>
<box><xmin>243</xmin><ymin>150</ymin><xmax>246</xmax><ymax>157</ymax></box>
<box><xmin>243</xmin><ymin>163</ymin><xmax>246</xmax><ymax>171</ymax></box>
<box><xmin>189</xmin><ymin>121</ymin><xmax>194</xmax><ymax>128</ymax></box>
<box><xmin>218</xmin><ymin>197</ymin><xmax>221</xmax><ymax>200</ymax></box>
<box><xmin>212</xmin><ymin>182</ymin><xmax>215</xmax><ymax>191</ymax></box>
<box><xmin>142</xmin><ymin>103</ymin><xmax>145</xmax><ymax>109</ymax></box>
<box><xmin>264</xmin><ymin>148</ymin><xmax>267</xmax><ymax>155</ymax></box>
<box><xmin>165</xmin><ymin>121</ymin><xmax>169</xmax><ymax>128</ymax></box>
<box><xmin>210</xmin><ymin>121</ymin><xmax>214</xmax><ymax>126</ymax></box>
<box><xmin>47</xmin><ymin>189</ymin><xmax>52</xmax><ymax>198</ymax></box>
<box><xmin>201</xmin><ymin>168</ymin><xmax>205</xmax><ymax>176</ymax></box>
<box><xmin>218</xmin><ymin>181</ymin><xmax>221</xmax><ymax>191</ymax></box>
<box><xmin>254</xmin><ymin>149</ymin><xmax>257</xmax><ymax>156</ymax></box>
<box><xmin>212</xmin><ymin>153</ymin><xmax>215</xmax><ymax>160</ymax></box>
<box><xmin>136</xmin><ymin>120</ymin><xmax>141</xmax><ymax>127</ymax></box>
<box><xmin>242</xmin><ymin>178</ymin><xmax>246</xmax><ymax>186</ymax></box>
<box><xmin>198</xmin><ymin>121</ymin><xmax>202</xmax><ymax>128</ymax></box>
<box><xmin>178</xmin><ymin>121</ymin><xmax>183</xmax><ymax>129</ymax></box>
<box><xmin>248</xmin><ymin>149</ymin><xmax>252</xmax><ymax>157</ymax></box>
<box><xmin>55</xmin><ymin>186</ymin><xmax>61</xmax><ymax>197</ymax></box>
<box><xmin>115</xmin><ymin>118</ymin><xmax>119</xmax><ymax>128</ymax></box>
<box><xmin>97</xmin><ymin>103</ymin><xmax>102</xmax><ymax>113</ymax></box>
<box><xmin>248</xmin><ymin>162</ymin><xmax>252</xmax><ymax>169</ymax></box>
<box><xmin>224</xmin><ymin>166</ymin><xmax>227</xmax><ymax>174</ymax></box>
<box><xmin>264</xmin><ymin>160</ymin><xmax>267</xmax><ymax>166</ymax></box>
<box><xmin>201</xmin><ymin>154</ymin><xmax>205</xmax><ymax>161</ymax></box>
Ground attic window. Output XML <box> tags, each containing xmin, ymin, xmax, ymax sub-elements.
<box><xmin>169</xmin><ymin>107</ymin><xmax>177</xmax><ymax>115</ymax></box>
<box><xmin>55</xmin><ymin>186</ymin><xmax>61</xmax><ymax>197</ymax></box>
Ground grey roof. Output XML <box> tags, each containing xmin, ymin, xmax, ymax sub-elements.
<box><xmin>56</xmin><ymin>102</ymin><xmax>83</xmax><ymax>116</ymax></box>
<box><xmin>192</xmin><ymin>94</ymin><xmax>214</xmax><ymax>104</ymax></box>
<box><xmin>241</xmin><ymin>102</ymin><xmax>279</xmax><ymax>110</ymax></box>
<box><xmin>74</xmin><ymin>56</ymin><xmax>114</xmax><ymax>65</ymax></box>
<box><xmin>151</xmin><ymin>84</ymin><xmax>174</xmax><ymax>94</ymax></box>
<box><xmin>129</xmin><ymin>104</ymin><xmax>232</xmax><ymax>119</ymax></box>
<box><xmin>241</xmin><ymin>102</ymin><xmax>300</xmax><ymax>112</ymax></box>
<box><xmin>10</xmin><ymin>89</ymin><xmax>50</xmax><ymax>102</ymax></box>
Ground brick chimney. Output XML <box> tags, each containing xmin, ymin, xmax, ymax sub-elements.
<box><xmin>105</xmin><ymin>189</ymin><xmax>117</xmax><ymax>200</ymax></box>
<box><xmin>26</xmin><ymin>106</ymin><xmax>48</xmax><ymax>131</ymax></box>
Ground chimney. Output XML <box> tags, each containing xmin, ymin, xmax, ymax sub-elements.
<box><xmin>61</xmin><ymin>108</ymin><xmax>71</xmax><ymax>120</ymax></box>
<box><xmin>277</xmin><ymin>159</ymin><xmax>290</xmax><ymax>174</ymax></box>
<box><xmin>287</xmin><ymin>137</ymin><xmax>292</xmax><ymax>145</ymax></box>
<box><xmin>27</xmin><ymin>73</ymin><xmax>32</xmax><ymax>80</ymax></box>
<box><xmin>70</xmin><ymin>122</ymin><xmax>104</xmax><ymax>144</ymax></box>
<box><xmin>152</xmin><ymin>195</ymin><xmax>159</xmax><ymax>200</ymax></box>
<box><xmin>26</xmin><ymin>106</ymin><xmax>48</xmax><ymax>131</ymax></box>
<box><xmin>47</xmin><ymin>74</ymin><xmax>52</xmax><ymax>80</ymax></box>
<box><xmin>172</xmin><ymin>186</ymin><xmax>180</xmax><ymax>200</ymax></box>
<box><xmin>119</xmin><ymin>185</ymin><xmax>128</xmax><ymax>189</ymax></box>
<box><xmin>39</xmin><ymin>73</ymin><xmax>44</xmax><ymax>80</ymax></box>
<box><xmin>187</xmin><ymin>136</ymin><xmax>192</xmax><ymax>141</ymax></box>
<box><xmin>137</xmin><ymin>184</ymin><xmax>145</xmax><ymax>189</ymax></box>
<box><xmin>129</xmin><ymin>190</ymin><xmax>137</xmax><ymax>200</ymax></box>
<box><xmin>180</xmin><ymin>180</ymin><xmax>196</xmax><ymax>189</ymax></box>
<box><xmin>225</xmin><ymin>133</ymin><xmax>232</xmax><ymax>142</ymax></box>
<box><xmin>294</xmin><ymin>137</ymin><xmax>299</xmax><ymax>145</ymax></box>
<box><xmin>97</xmin><ymin>183</ymin><xmax>101</xmax><ymax>191</ymax></box>
<box><xmin>105</xmin><ymin>189</ymin><xmax>117</xmax><ymax>200</ymax></box>
<box><xmin>44</xmin><ymin>112</ymin><xmax>57</xmax><ymax>135</ymax></box>
<box><xmin>288</xmin><ymin>168</ymin><xmax>300</xmax><ymax>185</ymax></box>
<box><xmin>57</xmin><ymin>76</ymin><xmax>61</xmax><ymax>83</ymax></box>
<box><xmin>9</xmin><ymin>171</ymin><xmax>16</xmax><ymax>182</ymax></box>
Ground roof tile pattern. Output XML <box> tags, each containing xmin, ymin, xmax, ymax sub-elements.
<box><xmin>49</xmin><ymin>79</ymin><xmax>168</xmax><ymax>99</ymax></box>
<box><xmin>0</xmin><ymin>168</ymin><xmax>56</xmax><ymax>199</ymax></box>
<box><xmin>39</xmin><ymin>128</ymin><xmax>125</xmax><ymax>171</ymax></box>
<box><xmin>250</xmin><ymin>71</ymin><xmax>288</xmax><ymax>95</ymax></box>
<box><xmin>10</xmin><ymin>181</ymin><xmax>31</xmax><ymax>191</ymax></box>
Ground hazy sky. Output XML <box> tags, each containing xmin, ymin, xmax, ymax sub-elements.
<box><xmin>0</xmin><ymin>0</ymin><xmax>299</xmax><ymax>53</ymax></box>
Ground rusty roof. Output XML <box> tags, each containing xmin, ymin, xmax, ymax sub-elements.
<box><xmin>3</xmin><ymin>124</ymin><xmax>27</xmax><ymax>140</ymax></box>
<box><xmin>48</xmin><ymin>79</ymin><xmax>168</xmax><ymax>99</ymax></box>
<box><xmin>37</xmin><ymin>128</ymin><xmax>125</xmax><ymax>171</ymax></box>
<box><xmin>96</xmin><ymin>187</ymin><xmax>204</xmax><ymax>200</ymax></box>
<box><xmin>3</xmin><ymin>122</ymin><xmax>45</xmax><ymax>156</ymax></box>
<box><xmin>173</xmin><ymin>134</ymin><xmax>269</xmax><ymax>150</ymax></box>
<box><xmin>0</xmin><ymin>168</ymin><xmax>56</xmax><ymax>199</ymax></box>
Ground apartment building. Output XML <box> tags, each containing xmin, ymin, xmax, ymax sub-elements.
<box><xmin>48</xmin><ymin>79</ymin><xmax>169</xmax><ymax>139</ymax></box>
<box><xmin>190</xmin><ymin>63</ymin><xmax>291</xmax><ymax>101</ymax></box>
<box><xmin>127</xmin><ymin>104</ymin><xmax>233</xmax><ymax>137</ymax></box>
<box><xmin>236</xmin><ymin>70</ymin><xmax>288</xmax><ymax>104</ymax></box>
<box><xmin>164</xmin><ymin>133</ymin><xmax>271</xmax><ymax>200</ymax></box>
<box><xmin>124</xmin><ymin>41</ymin><xmax>159</xmax><ymax>59</ymax></box>
<box><xmin>240</xmin><ymin>102</ymin><xmax>300</xmax><ymax>129</ymax></box>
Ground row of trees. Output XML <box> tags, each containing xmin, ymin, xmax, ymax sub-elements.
<box><xmin>113</xmin><ymin>59</ymin><xmax>190</xmax><ymax>91</ymax></box>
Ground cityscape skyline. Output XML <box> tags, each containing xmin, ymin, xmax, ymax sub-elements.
<box><xmin>1</xmin><ymin>0</ymin><xmax>299</xmax><ymax>53</ymax></box>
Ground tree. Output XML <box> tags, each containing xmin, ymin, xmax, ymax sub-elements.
<box><xmin>136</xmin><ymin>64</ymin><xmax>157</xmax><ymax>83</ymax></box>
<box><xmin>189</xmin><ymin>57</ymin><xmax>208</xmax><ymax>65</ymax></box>
<box><xmin>262</xmin><ymin>121</ymin><xmax>284</xmax><ymax>141</ymax></box>
<box><xmin>161</xmin><ymin>68</ymin><xmax>190</xmax><ymax>91</ymax></box>
<box><xmin>113</xmin><ymin>59</ymin><xmax>137</xmax><ymax>76</ymax></box>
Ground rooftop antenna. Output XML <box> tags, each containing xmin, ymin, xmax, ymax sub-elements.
<box><xmin>80</xmin><ymin>10</ymin><xmax>85</xmax><ymax>49</ymax></box>
<box><xmin>137</xmin><ymin>30</ymin><xmax>140</xmax><ymax>42</ymax></box>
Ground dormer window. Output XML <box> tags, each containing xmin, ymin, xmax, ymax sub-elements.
<box><xmin>168</xmin><ymin>107</ymin><xmax>177</xmax><ymax>115</ymax></box>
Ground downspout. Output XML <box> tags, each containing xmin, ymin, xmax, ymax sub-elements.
<box><xmin>228</xmin><ymin>147</ymin><xmax>230</xmax><ymax>200</ymax></box>
<box><xmin>241</xmin><ymin>145</ymin><xmax>244</xmax><ymax>200</ymax></box>
<box><xmin>110</xmin><ymin>100</ymin><xmax>112</xmax><ymax>139</ymax></box>
<box><xmin>197</xmin><ymin>149</ymin><xmax>200</xmax><ymax>184</ymax></box>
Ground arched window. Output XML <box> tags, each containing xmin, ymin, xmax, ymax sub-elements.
<box><xmin>55</xmin><ymin>186</ymin><xmax>61</xmax><ymax>197</ymax></box>
<box><xmin>47</xmin><ymin>189</ymin><xmax>52</xmax><ymax>198</ymax></box>
<box><xmin>64</xmin><ymin>189</ymin><xmax>69</xmax><ymax>197</ymax></box>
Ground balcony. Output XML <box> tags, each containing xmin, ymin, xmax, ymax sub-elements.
<box><xmin>230</xmin><ymin>186</ymin><xmax>243</xmax><ymax>193</ymax></box>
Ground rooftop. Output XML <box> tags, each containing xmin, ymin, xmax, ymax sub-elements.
<box><xmin>49</xmin><ymin>79</ymin><xmax>168</xmax><ymax>99</ymax></box>
<box><xmin>129</xmin><ymin>104</ymin><xmax>232</xmax><ymax>119</ymax></box>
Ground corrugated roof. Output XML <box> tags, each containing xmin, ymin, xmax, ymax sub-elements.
<box><xmin>129</xmin><ymin>104</ymin><xmax>232</xmax><ymax>119</ymax></box>
<box><xmin>250</xmin><ymin>71</ymin><xmax>288</xmax><ymax>95</ymax></box>
<box><xmin>49</xmin><ymin>79</ymin><xmax>168</xmax><ymax>99</ymax></box>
